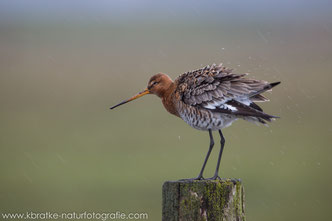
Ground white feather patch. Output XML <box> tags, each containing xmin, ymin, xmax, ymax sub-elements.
<box><xmin>222</xmin><ymin>104</ymin><xmax>237</xmax><ymax>111</ymax></box>
<box><xmin>204</xmin><ymin>101</ymin><xmax>237</xmax><ymax>112</ymax></box>
<box><xmin>236</xmin><ymin>98</ymin><xmax>252</xmax><ymax>106</ymax></box>
<box><xmin>204</xmin><ymin>100</ymin><xmax>220</xmax><ymax>109</ymax></box>
<box><xmin>203</xmin><ymin>99</ymin><xmax>229</xmax><ymax>110</ymax></box>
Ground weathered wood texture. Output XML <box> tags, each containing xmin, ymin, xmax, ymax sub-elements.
<box><xmin>162</xmin><ymin>179</ymin><xmax>245</xmax><ymax>221</ymax></box>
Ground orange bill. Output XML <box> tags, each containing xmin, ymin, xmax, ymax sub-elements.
<box><xmin>110</xmin><ymin>88</ymin><xmax>150</xmax><ymax>109</ymax></box>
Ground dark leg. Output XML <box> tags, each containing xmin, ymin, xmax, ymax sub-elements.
<box><xmin>179</xmin><ymin>129</ymin><xmax>214</xmax><ymax>181</ymax></box>
<box><xmin>197</xmin><ymin>129</ymin><xmax>214</xmax><ymax>178</ymax></box>
<box><xmin>208</xmin><ymin>130</ymin><xmax>225</xmax><ymax>180</ymax></box>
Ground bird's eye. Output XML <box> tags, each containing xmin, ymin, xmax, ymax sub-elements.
<box><xmin>153</xmin><ymin>81</ymin><xmax>158</xmax><ymax>85</ymax></box>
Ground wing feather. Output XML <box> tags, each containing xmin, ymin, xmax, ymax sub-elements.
<box><xmin>213</xmin><ymin>100</ymin><xmax>278</xmax><ymax>121</ymax></box>
<box><xmin>175</xmin><ymin>63</ymin><xmax>275</xmax><ymax>110</ymax></box>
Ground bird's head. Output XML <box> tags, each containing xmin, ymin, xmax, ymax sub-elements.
<box><xmin>147</xmin><ymin>73</ymin><xmax>173</xmax><ymax>97</ymax></box>
<box><xmin>110</xmin><ymin>73</ymin><xmax>173</xmax><ymax>110</ymax></box>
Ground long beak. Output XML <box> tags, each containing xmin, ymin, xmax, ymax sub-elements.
<box><xmin>110</xmin><ymin>88</ymin><xmax>150</xmax><ymax>109</ymax></box>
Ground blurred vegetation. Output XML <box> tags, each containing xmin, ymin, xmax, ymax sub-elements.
<box><xmin>0</xmin><ymin>1</ymin><xmax>332</xmax><ymax>220</ymax></box>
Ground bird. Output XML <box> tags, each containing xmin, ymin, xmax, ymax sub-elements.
<box><xmin>110</xmin><ymin>63</ymin><xmax>280</xmax><ymax>180</ymax></box>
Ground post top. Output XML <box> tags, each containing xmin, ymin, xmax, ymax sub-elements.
<box><xmin>164</xmin><ymin>178</ymin><xmax>242</xmax><ymax>184</ymax></box>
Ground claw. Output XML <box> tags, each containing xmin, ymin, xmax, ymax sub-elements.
<box><xmin>207</xmin><ymin>175</ymin><xmax>221</xmax><ymax>180</ymax></box>
<box><xmin>178</xmin><ymin>176</ymin><xmax>204</xmax><ymax>181</ymax></box>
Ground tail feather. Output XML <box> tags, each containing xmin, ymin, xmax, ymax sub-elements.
<box><xmin>249</xmin><ymin>102</ymin><xmax>263</xmax><ymax>112</ymax></box>
<box><xmin>250</xmin><ymin>94</ymin><xmax>269</xmax><ymax>102</ymax></box>
<box><xmin>213</xmin><ymin>99</ymin><xmax>279</xmax><ymax>123</ymax></box>
<box><xmin>246</xmin><ymin>81</ymin><xmax>280</xmax><ymax>123</ymax></box>
<box><xmin>249</xmin><ymin>81</ymin><xmax>281</xmax><ymax>98</ymax></box>
<box><xmin>211</xmin><ymin>81</ymin><xmax>280</xmax><ymax>125</ymax></box>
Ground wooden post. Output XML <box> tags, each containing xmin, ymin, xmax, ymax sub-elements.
<box><xmin>162</xmin><ymin>179</ymin><xmax>245</xmax><ymax>221</ymax></box>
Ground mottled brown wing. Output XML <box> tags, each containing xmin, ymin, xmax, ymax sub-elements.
<box><xmin>175</xmin><ymin>63</ymin><xmax>271</xmax><ymax>108</ymax></box>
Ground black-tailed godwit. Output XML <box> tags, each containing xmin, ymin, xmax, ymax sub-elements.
<box><xmin>110</xmin><ymin>63</ymin><xmax>280</xmax><ymax>180</ymax></box>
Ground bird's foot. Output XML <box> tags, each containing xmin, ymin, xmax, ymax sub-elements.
<box><xmin>207</xmin><ymin>175</ymin><xmax>221</xmax><ymax>180</ymax></box>
<box><xmin>178</xmin><ymin>176</ymin><xmax>204</xmax><ymax>181</ymax></box>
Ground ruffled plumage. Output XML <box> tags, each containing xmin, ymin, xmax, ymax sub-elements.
<box><xmin>174</xmin><ymin>63</ymin><xmax>279</xmax><ymax>125</ymax></box>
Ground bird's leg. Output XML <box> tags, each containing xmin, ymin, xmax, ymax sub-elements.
<box><xmin>197</xmin><ymin>129</ymin><xmax>214</xmax><ymax>179</ymax></box>
<box><xmin>179</xmin><ymin>129</ymin><xmax>214</xmax><ymax>181</ymax></box>
<box><xmin>208</xmin><ymin>130</ymin><xmax>225</xmax><ymax>180</ymax></box>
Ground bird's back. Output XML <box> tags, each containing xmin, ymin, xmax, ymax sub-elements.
<box><xmin>173</xmin><ymin>63</ymin><xmax>279</xmax><ymax>129</ymax></box>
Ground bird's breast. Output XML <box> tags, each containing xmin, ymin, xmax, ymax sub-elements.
<box><xmin>162</xmin><ymin>95</ymin><xmax>180</xmax><ymax>117</ymax></box>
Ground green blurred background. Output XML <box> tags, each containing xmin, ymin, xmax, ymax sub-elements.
<box><xmin>1</xmin><ymin>0</ymin><xmax>332</xmax><ymax>220</ymax></box>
